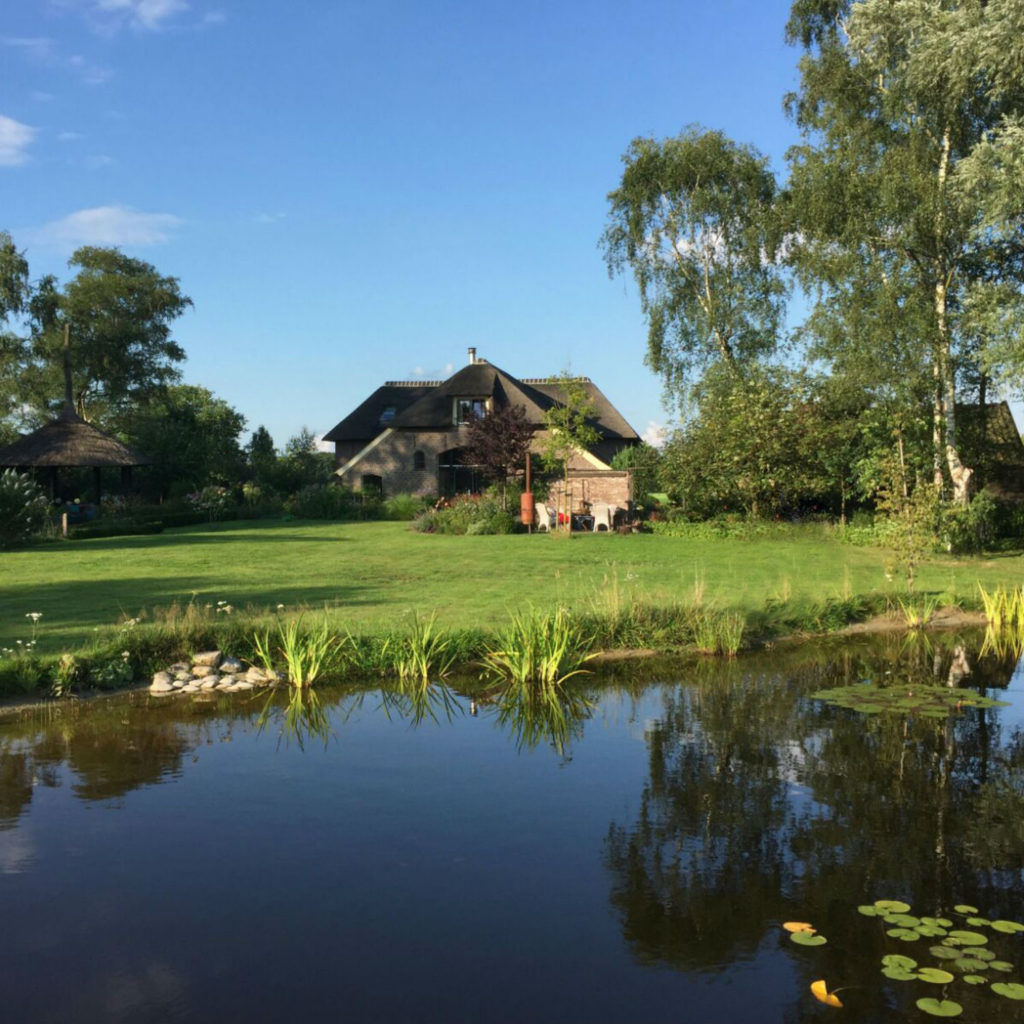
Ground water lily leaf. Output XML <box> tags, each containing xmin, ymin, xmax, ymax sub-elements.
<box><xmin>920</xmin><ymin>917</ymin><xmax>953</xmax><ymax>929</ymax></box>
<box><xmin>947</xmin><ymin>930</ymin><xmax>988</xmax><ymax>946</ymax></box>
<box><xmin>882</xmin><ymin>966</ymin><xmax>917</xmax><ymax>981</ymax></box>
<box><xmin>882</xmin><ymin>954</ymin><xmax>917</xmax><ymax>970</ymax></box>
<box><xmin>991</xmin><ymin>920</ymin><xmax>1024</xmax><ymax>934</ymax></box>
<box><xmin>992</xmin><ymin>983</ymin><xmax>1024</xmax><ymax>1000</ymax></box>
<box><xmin>963</xmin><ymin>975</ymin><xmax>988</xmax><ymax>985</ymax></box>
<box><xmin>810</xmin><ymin>980</ymin><xmax>843</xmax><ymax>1008</ymax></box>
<box><xmin>916</xmin><ymin>924</ymin><xmax>948</xmax><ymax>937</ymax></box>
<box><xmin>858</xmin><ymin>905</ymin><xmax>880</xmax><ymax>917</ymax></box>
<box><xmin>875</xmin><ymin>899</ymin><xmax>912</xmax><ymax>913</ymax></box>
<box><xmin>953</xmin><ymin>904</ymin><xmax>978</xmax><ymax>915</ymax></box>
<box><xmin>887</xmin><ymin>928</ymin><xmax>920</xmax><ymax>941</ymax></box>
<box><xmin>783</xmin><ymin>922</ymin><xmax>815</xmax><ymax>933</ymax></box>
<box><xmin>916</xmin><ymin>997</ymin><xmax>963</xmax><ymax>1017</ymax></box>
<box><xmin>917</xmin><ymin>968</ymin><xmax>955</xmax><ymax>984</ymax></box>
<box><xmin>972</xmin><ymin>948</ymin><xmax>996</xmax><ymax>961</ymax></box>
<box><xmin>966</xmin><ymin>917</ymin><xmax>991</xmax><ymax>927</ymax></box>
<box><xmin>791</xmin><ymin>931</ymin><xmax>827</xmax><ymax>946</ymax></box>
<box><xmin>885</xmin><ymin>913</ymin><xmax>921</xmax><ymax>927</ymax></box>
<box><xmin>989</xmin><ymin>960</ymin><xmax>1014</xmax><ymax>972</ymax></box>
<box><xmin>952</xmin><ymin>958</ymin><xmax>987</xmax><ymax>973</ymax></box>
<box><xmin>930</xmin><ymin>946</ymin><xmax>963</xmax><ymax>960</ymax></box>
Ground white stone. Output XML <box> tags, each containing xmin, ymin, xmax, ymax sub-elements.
<box><xmin>183</xmin><ymin>683</ymin><xmax>200</xmax><ymax>693</ymax></box>
<box><xmin>168</xmin><ymin>662</ymin><xmax>190</xmax><ymax>674</ymax></box>
<box><xmin>149</xmin><ymin>680</ymin><xmax>174</xmax><ymax>693</ymax></box>
<box><xmin>200</xmin><ymin>676</ymin><xmax>219</xmax><ymax>690</ymax></box>
<box><xmin>192</xmin><ymin>664</ymin><xmax>216</xmax><ymax>678</ymax></box>
<box><xmin>151</xmin><ymin>670</ymin><xmax>173</xmax><ymax>687</ymax></box>
<box><xmin>171</xmin><ymin>678</ymin><xmax>186</xmax><ymax>689</ymax></box>
<box><xmin>233</xmin><ymin>680</ymin><xmax>254</xmax><ymax>691</ymax></box>
<box><xmin>221</xmin><ymin>656</ymin><xmax>244</xmax><ymax>674</ymax></box>
<box><xmin>192</xmin><ymin>650</ymin><xmax>221</xmax><ymax>668</ymax></box>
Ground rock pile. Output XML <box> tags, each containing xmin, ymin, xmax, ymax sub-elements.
<box><xmin>149</xmin><ymin>650</ymin><xmax>282</xmax><ymax>696</ymax></box>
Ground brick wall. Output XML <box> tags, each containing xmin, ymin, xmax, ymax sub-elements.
<box><xmin>547</xmin><ymin>470</ymin><xmax>632</xmax><ymax>511</ymax></box>
<box><xmin>337</xmin><ymin>429</ymin><xmax>466</xmax><ymax>496</ymax></box>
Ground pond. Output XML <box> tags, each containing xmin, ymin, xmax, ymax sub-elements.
<box><xmin>2</xmin><ymin>632</ymin><xmax>1023</xmax><ymax>1023</ymax></box>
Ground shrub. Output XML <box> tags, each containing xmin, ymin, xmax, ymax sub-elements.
<box><xmin>286</xmin><ymin>484</ymin><xmax>382</xmax><ymax>520</ymax></box>
<box><xmin>412</xmin><ymin>494</ymin><xmax>520</xmax><ymax>535</ymax></box>
<box><xmin>0</xmin><ymin>470</ymin><xmax>50</xmax><ymax>548</ymax></box>
<box><xmin>384</xmin><ymin>493</ymin><xmax>429</xmax><ymax>521</ymax></box>
<box><xmin>941</xmin><ymin>490</ymin><xmax>998</xmax><ymax>554</ymax></box>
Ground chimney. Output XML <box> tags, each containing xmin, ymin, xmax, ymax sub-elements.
<box><xmin>468</xmin><ymin>347</ymin><xmax>476</xmax><ymax>365</ymax></box>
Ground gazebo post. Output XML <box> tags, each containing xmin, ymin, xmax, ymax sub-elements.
<box><xmin>94</xmin><ymin>466</ymin><xmax>102</xmax><ymax>504</ymax></box>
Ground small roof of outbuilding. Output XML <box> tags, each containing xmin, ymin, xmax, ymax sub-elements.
<box><xmin>0</xmin><ymin>407</ymin><xmax>151</xmax><ymax>468</ymax></box>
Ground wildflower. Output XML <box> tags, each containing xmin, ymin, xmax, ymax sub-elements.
<box><xmin>276</xmin><ymin>603</ymin><xmax>285</xmax><ymax>611</ymax></box>
<box><xmin>26</xmin><ymin>612</ymin><xmax>42</xmax><ymax>622</ymax></box>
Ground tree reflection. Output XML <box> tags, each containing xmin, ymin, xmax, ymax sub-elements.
<box><xmin>605</xmin><ymin>637</ymin><xmax>1024</xmax><ymax>974</ymax></box>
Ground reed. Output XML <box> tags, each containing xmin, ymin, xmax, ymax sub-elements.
<box><xmin>686</xmin><ymin>607</ymin><xmax>746</xmax><ymax>656</ymax></box>
<box><xmin>483</xmin><ymin>607</ymin><xmax>595</xmax><ymax>686</ymax></box>
<box><xmin>393</xmin><ymin>612</ymin><xmax>457</xmax><ymax>682</ymax></box>
<box><xmin>898</xmin><ymin>596</ymin><xmax>939</xmax><ymax>630</ymax></box>
<box><xmin>252</xmin><ymin>616</ymin><xmax>341</xmax><ymax>687</ymax></box>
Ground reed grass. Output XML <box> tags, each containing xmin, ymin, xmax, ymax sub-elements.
<box><xmin>392</xmin><ymin>612</ymin><xmax>458</xmax><ymax>682</ymax></box>
<box><xmin>483</xmin><ymin>607</ymin><xmax>596</xmax><ymax>686</ymax></box>
<box><xmin>252</xmin><ymin>616</ymin><xmax>341</xmax><ymax>686</ymax></box>
<box><xmin>898</xmin><ymin>596</ymin><xmax>939</xmax><ymax>630</ymax></box>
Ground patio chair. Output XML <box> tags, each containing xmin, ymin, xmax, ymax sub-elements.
<box><xmin>535</xmin><ymin>502</ymin><xmax>555</xmax><ymax>532</ymax></box>
<box><xmin>590</xmin><ymin>502</ymin><xmax>615</xmax><ymax>532</ymax></box>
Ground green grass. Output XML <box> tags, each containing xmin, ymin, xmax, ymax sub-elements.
<box><xmin>1</xmin><ymin>518</ymin><xmax>1021</xmax><ymax>657</ymax></box>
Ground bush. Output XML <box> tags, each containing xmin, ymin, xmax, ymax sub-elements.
<box><xmin>941</xmin><ymin>490</ymin><xmax>998</xmax><ymax>554</ymax></box>
<box><xmin>0</xmin><ymin>470</ymin><xmax>50</xmax><ymax>548</ymax></box>
<box><xmin>412</xmin><ymin>494</ymin><xmax>520</xmax><ymax>535</ymax></box>
<box><xmin>384</xmin><ymin>493</ymin><xmax>429</xmax><ymax>521</ymax></box>
<box><xmin>286</xmin><ymin>484</ymin><xmax>382</xmax><ymax>520</ymax></box>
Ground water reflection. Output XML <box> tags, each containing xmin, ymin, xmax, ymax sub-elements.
<box><xmin>256</xmin><ymin>685</ymin><xmax>334</xmax><ymax>750</ymax></box>
<box><xmin>603</xmin><ymin>635</ymin><xmax>1024</xmax><ymax>1020</ymax></box>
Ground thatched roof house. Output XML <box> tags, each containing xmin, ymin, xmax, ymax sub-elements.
<box><xmin>324</xmin><ymin>351</ymin><xmax>639</xmax><ymax>498</ymax></box>
<box><xmin>0</xmin><ymin>406</ymin><xmax>151</xmax><ymax>501</ymax></box>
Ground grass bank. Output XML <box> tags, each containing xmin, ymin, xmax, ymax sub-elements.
<box><xmin>1</xmin><ymin>519</ymin><xmax>1021</xmax><ymax>696</ymax></box>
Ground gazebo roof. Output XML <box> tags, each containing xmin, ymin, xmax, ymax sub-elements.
<box><xmin>0</xmin><ymin>407</ymin><xmax>151</xmax><ymax>469</ymax></box>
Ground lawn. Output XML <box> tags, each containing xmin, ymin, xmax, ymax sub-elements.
<box><xmin>3</xmin><ymin>519</ymin><xmax>1021</xmax><ymax>654</ymax></box>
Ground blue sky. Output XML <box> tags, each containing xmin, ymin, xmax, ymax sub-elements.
<box><xmin>2</xmin><ymin>0</ymin><xmax>804</xmax><ymax>450</ymax></box>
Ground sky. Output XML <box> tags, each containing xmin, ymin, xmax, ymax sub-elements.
<box><xmin>2</xmin><ymin>0</ymin><xmax>806</xmax><ymax>451</ymax></box>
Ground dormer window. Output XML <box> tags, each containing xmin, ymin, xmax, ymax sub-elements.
<box><xmin>379</xmin><ymin>405</ymin><xmax>396</xmax><ymax>424</ymax></box>
<box><xmin>454</xmin><ymin>398</ymin><xmax>487</xmax><ymax>425</ymax></box>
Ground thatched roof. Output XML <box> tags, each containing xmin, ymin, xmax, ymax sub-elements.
<box><xmin>0</xmin><ymin>407</ymin><xmax>151</xmax><ymax>468</ymax></box>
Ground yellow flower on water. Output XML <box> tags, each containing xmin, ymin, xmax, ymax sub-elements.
<box><xmin>810</xmin><ymin>980</ymin><xmax>843</xmax><ymax>1008</ymax></box>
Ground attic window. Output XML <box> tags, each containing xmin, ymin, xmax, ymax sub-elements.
<box><xmin>454</xmin><ymin>398</ymin><xmax>487</xmax><ymax>425</ymax></box>
<box><xmin>380</xmin><ymin>405</ymin><xmax>396</xmax><ymax>424</ymax></box>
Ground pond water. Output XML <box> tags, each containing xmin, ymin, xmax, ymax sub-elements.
<box><xmin>2</xmin><ymin>633</ymin><xmax>1024</xmax><ymax>1023</ymax></box>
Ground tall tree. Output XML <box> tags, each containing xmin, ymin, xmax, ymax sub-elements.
<box><xmin>25</xmin><ymin>246</ymin><xmax>191</xmax><ymax>422</ymax></box>
<box><xmin>785</xmin><ymin>0</ymin><xmax>1024</xmax><ymax>503</ymax></box>
<box><xmin>0</xmin><ymin>233</ymin><xmax>30</xmax><ymax>443</ymax></box>
<box><xmin>602</xmin><ymin>127</ymin><xmax>788</xmax><ymax>407</ymax></box>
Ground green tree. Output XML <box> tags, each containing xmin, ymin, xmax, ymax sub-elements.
<box><xmin>539</xmin><ymin>374</ymin><xmax>600</xmax><ymax>532</ymax></box>
<box><xmin>116</xmin><ymin>384</ymin><xmax>246</xmax><ymax>499</ymax></box>
<box><xmin>25</xmin><ymin>246</ymin><xmax>191</xmax><ymax>422</ymax></box>
<box><xmin>610</xmin><ymin>442</ymin><xmax>662</xmax><ymax>508</ymax></box>
<box><xmin>785</xmin><ymin>0</ymin><xmax>1024</xmax><ymax>503</ymax></box>
<box><xmin>0</xmin><ymin>232</ymin><xmax>30</xmax><ymax>443</ymax></box>
<box><xmin>463</xmin><ymin>402</ymin><xmax>534</xmax><ymax>509</ymax></box>
<box><xmin>247</xmin><ymin>425</ymin><xmax>278</xmax><ymax>488</ymax></box>
<box><xmin>603</xmin><ymin>127</ymin><xmax>788</xmax><ymax>406</ymax></box>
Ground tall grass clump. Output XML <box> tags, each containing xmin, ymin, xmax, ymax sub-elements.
<box><xmin>898</xmin><ymin>595</ymin><xmax>939</xmax><ymax>630</ymax></box>
<box><xmin>253</xmin><ymin>616</ymin><xmax>342</xmax><ymax>687</ymax></box>
<box><xmin>392</xmin><ymin>612</ymin><xmax>458</xmax><ymax>682</ymax></box>
<box><xmin>978</xmin><ymin>584</ymin><xmax>1024</xmax><ymax>632</ymax></box>
<box><xmin>483</xmin><ymin>607</ymin><xmax>595</xmax><ymax>686</ymax></box>
<box><xmin>685</xmin><ymin>607</ymin><xmax>746</xmax><ymax>656</ymax></box>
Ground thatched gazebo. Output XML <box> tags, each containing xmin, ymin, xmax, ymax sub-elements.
<box><xmin>0</xmin><ymin>405</ymin><xmax>152</xmax><ymax>504</ymax></box>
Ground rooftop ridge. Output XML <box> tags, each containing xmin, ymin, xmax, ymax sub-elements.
<box><xmin>521</xmin><ymin>376</ymin><xmax>592</xmax><ymax>384</ymax></box>
<box><xmin>383</xmin><ymin>380</ymin><xmax>444</xmax><ymax>387</ymax></box>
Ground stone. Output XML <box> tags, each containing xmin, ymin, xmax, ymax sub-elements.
<box><xmin>192</xmin><ymin>665</ymin><xmax>216</xmax><ymax>678</ymax></box>
<box><xmin>174</xmin><ymin>670</ymin><xmax>192</xmax><ymax>681</ymax></box>
<box><xmin>233</xmin><ymin>680</ymin><xmax>254</xmax><ymax>691</ymax></box>
<box><xmin>245</xmin><ymin>667</ymin><xmax>267</xmax><ymax>683</ymax></box>
<box><xmin>151</xmin><ymin>671</ymin><xmax>173</xmax><ymax>687</ymax></box>
<box><xmin>149</xmin><ymin>680</ymin><xmax>174</xmax><ymax>693</ymax></box>
<box><xmin>215</xmin><ymin>680</ymin><xmax>233</xmax><ymax>690</ymax></box>
<box><xmin>200</xmin><ymin>676</ymin><xmax>219</xmax><ymax>690</ymax></box>
<box><xmin>168</xmin><ymin>662</ymin><xmax>190</xmax><ymax>674</ymax></box>
<box><xmin>220</xmin><ymin>656</ymin><xmax>244</xmax><ymax>674</ymax></box>
<box><xmin>171</xmin><ymin>678</ymin><xmax>186</xmax><ymax>689</ymax></box>
<box><xmin>192</xmin><ymin>650</ymin><xmax>222</xmax><ymax>668</ymax></box>
<box><xmin>183</xmin><ymin>683</ymin><xmax>200</xmax><ymax>693</ymax></box>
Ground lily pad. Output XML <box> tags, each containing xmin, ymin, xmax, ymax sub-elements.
<box><xmin>991</xmin><ymin>920</ymin><xmax>1024</xmax><ymax>934</ymax></box>
<box><xmin>953</xmin><ymin>958</ymin><xmax>987</xmax><ymax>973</ymax></box>
<box><xmin>989</xmin><ymin>960</ymin><xmax>1014</xmax><ymax>972</ymax></box>
<box><xmin>992</xmin><ymin>983</ymin><xmax>1024</xmax><ymax>1000</ymax></box>
<box><xmin>916</xmin><ymin>997</ymin><xmax>963</xmax><ymax>1017</ymax></box>
<box><xmin>920</xmin><ymin>917</ymin><xmax>953</xmax><ymax>929</ymax></box>
<box><xmin>930</xmin><ymin>946</ymin><xmax>963</xmax><ymax>960</ymax></box>
<box><xmin>972</xmin><ymin>948</ymin><xmax>996</xmax><ymax>961</ymax></box>
<box><xmin>857</xmin><ymin>904</ymin><xmax>880</xmax><ymax>917</ymax></box>
<box><xmin>791</xmin><ymin>931</ymin><xmax>827</xmax><ymax>947</ymax></box>
<box><xmin>953</xmin><ymin>904</ymin><xmax>979</xmax><ymax>915</ymax></box>
<box><xmin>917</xmin><ymin>968</ymin><xmax>955</xmax><ymax>984</ymax></box>
<box><xmin>916</xmin><ymin>923</ymin><xmax>948</xmax><ymax>937</ymax></box>
<box><xmin>875</xmin><ymin>899</ymin><xmax>912</xmax><ymax>913</ymax></box>
<box><xmin>947</xmin><ymin>930</ymin><xmax>988</xmax><ymax>946</ymax></box>
<box><xmin>812</xmin><ymin>684</ymin><xmax>1009</xmax><ymax>716</ymax></box>
<box><xmin>963</xmin><ymin>975</ymin><xmax>988</xmax><ymax>985</ymax></box>
<box><xmin>883</xmin><ymin>966</ymin><xmax>917</xmax><ymax>981</ymax></box>
<box><xmin>885</xmin><ymin>913</ymin><xmax>921</xmax><ymax>927</ymax></box>
<box><xmin>882</xmin><ymin>954</ymin><xmax>917</xmax><ymax>970</ymax></box>
<box><xmin>887</xmin><ymin>927</ymin><xmax>920</xmax><ymax>941</ymax></box>
<box><xmin>966</xmin><ymin>917</ymin><xmax>991</xmax><ymax>927</ymax></box>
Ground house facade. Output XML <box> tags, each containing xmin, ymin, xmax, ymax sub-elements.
<box><xmin>323</xmin><ymin>351</ymin><xmax>640</xmax><ymax>499</ymax></box>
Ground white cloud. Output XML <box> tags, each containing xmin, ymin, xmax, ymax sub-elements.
<box><xmin>5</xmin><ymin>35</ymin><xmax>111</xmax><ymax>83</ymax></box>
<box><xmin>3</xmin><ymin>36</ymin><xmax>58</xmax><ymax>62</ymax></box>
<box><xmin>0</xmin><ymin>115</ymin><xmax>37</xmax><ymax>166</ymax></box>
<box><xmin>58</xmin><ymin>130</ymin><xmax>84</xmax><ymax>141</ymax></box>
<box><xmin>642</xmin><ymin>421</ymin><xmax>668</xmax><ymax>448</ymax></box>
<box><xmin>254</xmin><ymin>211</ymin><xmax>286</xmax><ymax>224</ymax></box>
<box><xmin>85</xmin><ymin>153</ymin><xmax>115</xmax><ymax>168</ymax></box>
<box><xmin>94</xmin><ymin>0</ymin><xmax>190</xmax><ymax>31</ymax></box>
<box><xmin>27</xmin><ymin>204</ymin><xmax>182</xmax><ymax>248</ymax></box>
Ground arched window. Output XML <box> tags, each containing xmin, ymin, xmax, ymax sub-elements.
<box><xmin>361</xmin><ymin>474</ymin><xmax>383</xmax><ymax>495</ymax></box>
<box><xmin>413</xmin><ymin>450</ymin><xmax>425</xmax><ymax>470</ymax></box>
